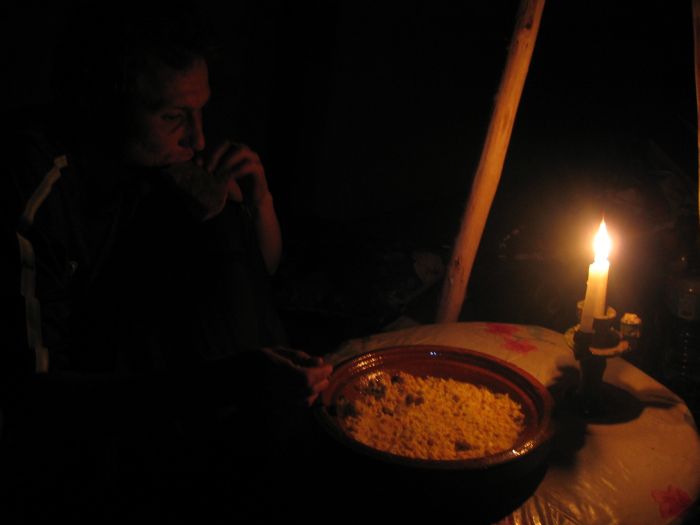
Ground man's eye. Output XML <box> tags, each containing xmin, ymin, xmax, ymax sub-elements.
<box><xmin>162</xmin><ymin>113</ymin><xmax>184</xmax><ymax>122</ymax></box>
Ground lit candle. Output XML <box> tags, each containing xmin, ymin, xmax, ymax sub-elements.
<box><xmin>580</xmin><ymin>219</ymin><xmax>611</xmax><ymax>333</ymax></box>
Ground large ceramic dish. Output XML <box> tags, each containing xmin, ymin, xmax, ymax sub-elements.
<box><xmin>315</xmin><ymin>345</ymin><xmax>554</xmax><ymax>472</ymax></box>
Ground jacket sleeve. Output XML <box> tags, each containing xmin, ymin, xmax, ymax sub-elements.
<box><xmin>0</xmin><ymin>130</ymin><xmax>61</xmax><ymax>382</ymax></box>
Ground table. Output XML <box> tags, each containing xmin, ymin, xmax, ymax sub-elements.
<box><xmin>324</xmin><ymin>322</ymin><xmax>700</xmax><ymax>525</ymax></box>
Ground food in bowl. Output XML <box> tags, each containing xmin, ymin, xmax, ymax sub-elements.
<box><xmin>337</xmin><ymin>370</ymin><xmax>525</xmax><ymax>460</ymax></box>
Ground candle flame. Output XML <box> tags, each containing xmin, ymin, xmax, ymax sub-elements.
<box><xmin>593</xmin><ymin>219</ymin><xmax>611</xmax><ymax>263</ymax></box>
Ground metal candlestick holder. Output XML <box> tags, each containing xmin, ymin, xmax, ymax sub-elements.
<box><xmin>565</xmin><ymin>304</ymin><xmax>631</xmax><ymax>416</ymax></box>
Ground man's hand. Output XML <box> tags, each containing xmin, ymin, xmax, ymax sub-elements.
<box><xmin>165</xmin><ymin>141</ymin><xmax>271</xmax><ymax>222</ymax></box>
<box><xmin>164</xmin><ymin>160</ymin><xmax>228</xmax><ymax>221</ymax></box>
<box><xmin>201</xmin><ymin>141</ymin><xmax>270</xmax><ymax>207</ymax></box>
<box><xmin>260</xmin><ymin>347</ymin><xmax>333</xmax><ymax>407</ymax></box>
<box><xmin>202</xmin><ymin>140</ymin><xmax>282</xmax><ymax>274</ymax></box>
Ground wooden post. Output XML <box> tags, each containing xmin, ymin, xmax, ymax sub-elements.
<box><xmin>435</xmin><ymin>0</ymin><xmax>546</xmax><ymax>323</ymax></box>
<box><xmin>693</xmin><ymin>0</ymin><xmax>700</xmax><ymax>229</ymax></box>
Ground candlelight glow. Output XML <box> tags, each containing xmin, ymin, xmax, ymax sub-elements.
<box><xmin>593</xmin><ymin>219</ymin><xmax>611</xmax><ymax>263</ymax></box>
<box><xmin>580</xmin><ymin>218</ymin><xmax>611</xmax><ymax>333</ymax></box>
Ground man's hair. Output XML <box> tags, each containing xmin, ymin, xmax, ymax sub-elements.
<box><xmin>119</xmin><ymin>14</ymin><xmax>216</xmax><ymax>106</ymax></box>
<box><xmin>51</xmin><ymin>4</ymin><xmax>219</xmax><ymax>135</ymax></box>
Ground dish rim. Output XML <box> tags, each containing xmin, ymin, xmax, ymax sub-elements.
<box><xmin>315</xmin><ymin>344</ymin><xmax>554</xmax><ymax>471</ymax></box>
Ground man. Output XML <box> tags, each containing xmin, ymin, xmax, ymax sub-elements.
<box><xmin>1</xmin><ymin>10</ymin><xmax>331</xmax><ymax>521</ymax></box>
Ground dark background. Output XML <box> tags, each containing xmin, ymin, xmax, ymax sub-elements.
<box><xmin>2</xmin><ymin>1</ymin><xmax>698</xmax><ymax>366</ymax></box>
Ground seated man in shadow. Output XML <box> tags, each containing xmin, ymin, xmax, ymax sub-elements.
<box><xmin>0</xmin><ymin>7</ymin><xmax>331</xmax><ymax>521</ymax></box>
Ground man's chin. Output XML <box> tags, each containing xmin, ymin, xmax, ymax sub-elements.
<box><xmin>164</xmin><ymin>161</ymin><xmax>195</xmax><ymax>171</ymax></box>
<box><xmin>163</xmin><ymin>154</ymin><xmax>195</xmax><ymax>168</ymax></box>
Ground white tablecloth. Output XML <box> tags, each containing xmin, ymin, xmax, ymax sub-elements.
<box><xmin>329</xmin><ymin>322</ymin><xmax>700</xmax><ymax>525</ymax></box>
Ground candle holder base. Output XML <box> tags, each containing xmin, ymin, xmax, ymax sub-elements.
<box><xmin>564</xmin><ymin>308</ymin><xmax>630</xmax><ymax>418</ymax></box>
<box><xmin>564</xmin><ymin>326</ymin><xmax>630</xmax><ymax>359</ymax></box>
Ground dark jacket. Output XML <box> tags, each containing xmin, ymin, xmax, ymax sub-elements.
<box><xmin>2</xmin><ymin>107</ymin><xmax>282</xmax><ymax>391</ymax></box>
<box><xmin>0</xmin><ymin>108</ymin><xmax>286</xmax><ymax>521</ymax></box>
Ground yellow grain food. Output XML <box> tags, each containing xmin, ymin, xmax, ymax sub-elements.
<box><xmin>339</xmin><ymin>370</ymin><xmax>525</xmax><ymax>460</ymax></box>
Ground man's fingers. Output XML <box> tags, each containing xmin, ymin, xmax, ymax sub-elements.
<box><xmin>227</xmin><ymin>179</ymin><xmax>243</xmax><ymax>202</ymax></box>
<box><xmin>261</xmin><ymin>347</ymin><xmax>333</xmax><ymax>405</ymax></box>
<box><xmin>205</xmin><ymin>140</ymin><xmax>227</xmax><ymax>173</ymax></box>
<box><xmin>164</xmin><ymin>161</ymin><xmax>229</xmax><ymax>221</ymax></box>
<box><xmin>217</xmin><ymin>148</ymin><xmax>262</xmax><ymax>181</ymax></box>
<box><xmin>311</xmin><ymin>377</ymin><xmax>330</xmax><ymax>396</ymax></box>
<box><xmin>305</xmin><ymin>364</ymin><xmax>333</xmax><ymax>386</ymax></box>
<box><xmin>207</xmin><ymin>140</ymin><xmax>244</xmax><ymax>173</ymax></box>
<box><xmin>306</xmin><ymin>378</ymin><xmax>330</xmax><ymax>407</ymax></box>
<box><xmin>268</xmin><ymin>347</ymin><xmax>317</xmax><ymax>366</ymax></box>
<box><xmin>291</xmin><ymin>352</ymin><xmax>323</xmax><ymax>368</ymax></box>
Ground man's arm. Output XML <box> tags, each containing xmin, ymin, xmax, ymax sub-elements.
<box><xmin>166</xmin><ymin>141</ymin><xmax>282</xmax><ymax>274</ymax></box>
<box><xmin>250</xmin><ymin>190</ymin><xmax>282</xmax><ymax>275</ymax></box>
<box><xmin>208</xmin><ymin>140</ymin><xmax>281</xmax><ymax>274</ymax></box>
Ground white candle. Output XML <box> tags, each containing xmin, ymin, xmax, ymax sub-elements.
<box><xmin>580</xmin><ymin>219</ymin><xmax>611</xmax><ymax>333</ymax></box>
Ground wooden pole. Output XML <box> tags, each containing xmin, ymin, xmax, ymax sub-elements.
<box><xmin>435</xmin><ymin>0</ymin><xmax>545</xmax><ymax>323</ymax></box>
<box><xmin>693</xmin><ymin>0</ymin><xmax>700</xmax><ymax>230</ymax></box>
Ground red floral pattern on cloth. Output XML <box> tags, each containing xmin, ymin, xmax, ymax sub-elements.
<box><xmin>504</xmin><ymin>338</ymin><xmax>538</xmax><ymax>354</ymax></box>
<box><xmin>651</xmin><ymin>485</ymin><xmax>692</xmax><ymax>519</ymax></box>
<box><xmin>485</xmin><ymin>323</ymin><xmax>537</xmax><ymax>354</ymax></box>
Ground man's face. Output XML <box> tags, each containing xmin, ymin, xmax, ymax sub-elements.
<box><xmin>122</xmin><ymin>58</ymin><xmax>211</xmax><ymax>167</ymax></box>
